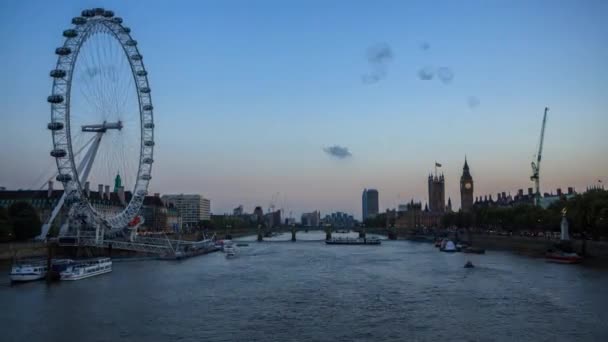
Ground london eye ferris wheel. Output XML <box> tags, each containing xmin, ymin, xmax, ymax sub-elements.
<box><xmin>43</xmin><ymin>8</ymin><xmax>154</xmax><ymax>238</ymax></box>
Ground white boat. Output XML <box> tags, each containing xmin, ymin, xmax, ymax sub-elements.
<box><xmin>440</xmin><ymin>240</ymin><xmax>457</xmax><ymax>252</ymax></box>
<box><xmin>60</xmin><ymin>257</ymin><xmax>112</xmax><ymax>281</ymax></box>
<box><xmin>223</xmin><ymin>241</ymin><xmax>238</xmax><ymax>258</ymax></box>
<box><xmin>10</xmin><ymin>260</ymin><xmax>48</xmax><ymax>282</ymax></box>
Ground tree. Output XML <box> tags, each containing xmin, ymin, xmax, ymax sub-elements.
<box><xmin>363</xmin><ymin>213</ymin><xmax>386</xmax><ymax>228</ymax></box>
<box><xmin>8</xmin><ymin>202</ymin><xmax>41</xmax><ymax>241</ymax></box>
<box><xmin>0</xmin><ymin>207</ymin><xmax>15</xmax><ymax>242</ymax></box>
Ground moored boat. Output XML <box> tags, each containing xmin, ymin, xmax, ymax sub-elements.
<box><xmin>325</xmin><ymin>237</ymin><xmax>381</xmax><ymax>245</ymax></box>
<box><xmin>440</xmin><ymin>239</ymin><xmax>457</xmax><ymax>252</ymax></box>
<box><xmin>545</xmin><ymin>251</ymin><xmax>583</xmax><ymax>264</ymax></box>
<box><xmin>544</xmin><ymin>210</ymin><xmax>583</xmax><ymax>264</ymax></box>
<box><xmin>10</xmin><ymin>260</ymin><xmax>48</xmax><ymax>282</ymax></box>
<box><xmin>60</xmin><ymin>257</ymin><xmax>112</xmax><ymax>280</ymax></box>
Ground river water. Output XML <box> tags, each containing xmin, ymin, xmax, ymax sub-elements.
<box><xmin>1</xmin><ymin>232</ymin><xmax>608</xmax><ymax>341</ymax></box>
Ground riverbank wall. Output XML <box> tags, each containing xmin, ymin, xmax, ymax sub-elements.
<box><xmin>0</xmin><ymin>241</ymin><xmax>47</xmax><ymax>261</ymax></box>
<box><xmin>0</xmin><ymin>241</ymin><xmax>153</xmax><ymax>262</ymax></box>
<box><xmin>468</xmin><ymin>234</ymin><xmax>608</xmax><ymax>259</ymax></box>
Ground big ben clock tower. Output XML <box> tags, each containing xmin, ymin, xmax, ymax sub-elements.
<box><xmin>460</xmin><ymin>157</ymin><xmax>474</xmax><ymax>212</ymax></box>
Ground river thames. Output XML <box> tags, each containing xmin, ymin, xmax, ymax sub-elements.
<box><xmin>1</xmin><ymin>232</ymin><xmax>608</xmax><ymax>341</ymax></box>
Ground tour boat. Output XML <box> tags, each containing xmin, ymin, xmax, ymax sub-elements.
<box><xmin>60</xmin><ymin>257</ymin><xmax>112</xmax><ymax>280</ymax></box>
<box><xmin>10</xmin><ymin>260</ymin><xmax>48</xmax><ymax>282</ymax></box>
<box><xmin>325</xmin><ymin>237</ymin><xmax>381</xmax><ymax>245</ymax></box>
<box><xmin>545</xmin><ymin>251</ymin><xmax>583</xmax><ymax>264</ymax></box>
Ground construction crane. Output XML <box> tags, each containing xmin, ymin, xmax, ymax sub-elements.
<box><xmin>530</xmin><ymin>107</ymin><xmax>549</xmax><ymax>206</ymax></box>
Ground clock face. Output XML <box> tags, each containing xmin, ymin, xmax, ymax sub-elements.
<box><xmin>465</xmin><ymin>182</ymin><xmax>472</xmax><ymax>190</ymax></box>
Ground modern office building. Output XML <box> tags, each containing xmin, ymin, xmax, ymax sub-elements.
<box><xmin>301</xmin><ymin>211</ymin><xmax>321</xmax><ymax>227</ymax></box>
<box><xmin>161</xmin><ymin>194</ymin><xmax>210</xmax><ymax>226</ymax></box>
<box><xmin>322</xmin><ymin>211</ymin><xmax>356</xmax><ymax>227</ymax></box>
<box><xmin>362</xmin><ymin>188</ymin><xmax>379</xmax><ymax>220</ymax></box>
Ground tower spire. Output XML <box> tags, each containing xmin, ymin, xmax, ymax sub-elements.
<box><xmin>114</xmin><ymin>171</ymin><xmax>122</xmax><ymax>192</ymax></box>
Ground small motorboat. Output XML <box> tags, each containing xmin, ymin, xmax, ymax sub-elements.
<box><xmin>464</xmin><ymin>261</ymin><xmax>475</xmax><ymax>268</ymax></box>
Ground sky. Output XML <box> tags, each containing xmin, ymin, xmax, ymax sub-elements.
<box><xmin>0</xmin><ymin>0</ymin><xmax>607</xmax><ymax>219</ymax></box>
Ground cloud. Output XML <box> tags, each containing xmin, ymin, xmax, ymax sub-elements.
<box><xmin>361</xmin><ymin>72</ymin><xmax>384</xmax><ymax>84</ymax></box>
<box><xmin>362</xmin><ymin>43</ymin><xmax>393</xmax><ymax>84</ymax></box>
<box><xmin>437</xmin><ymin>67</ymin><xmax>454</xmax><ymax>84</ymax></box>
<box><xmin>417</xmin><ymin>66</ymin><xmax>434</xmax><ymax>80</ymax></box>
<box><xmin>323</xmin><ymin>145</ymin><xmax>352</xmax><ymax>159</ymax></box>
<box><xmin>367</xmin><ymin>43</ymin><xmax>393</xmax><ymax>64</ymax></box>
<box><xmin>467</xmin><ymin>96</ymin><xmax>480</xmax><ymax>109</ymax></box>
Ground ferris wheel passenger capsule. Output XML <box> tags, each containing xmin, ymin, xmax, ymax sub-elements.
<box><xmin>47</xmin><ymin>122</ymin><xmax>64</xmax><ymax>130</ymax></box>
<box><xmin>63</xmin><ymin>29</ymin><xmax>78</xmax><ymax>38</ymax></box>
<box><xmin>50</xmin><ymin>149</ymin><xmax>67</xmax><ymax>158</ymax></box>
<box><xmin>72</xmin><ymin>17</ymin><xmax>87</xmax><ymax>25</ymax></box>
<box><xmin>56</xmin><ymin>174</ymin><xmax>72</xmax><ymax>182</ymax></box>
<box><xmin>55</xmin><ymin>47</ymin><xmax>71</xmax><ymax>56</ymax></box>
<box><xmin>47</xmin><ymin>95</ymin><xmax>64</xmax><ymax>104</ymax></box>
<box><xmin>50</xmin><ymin>69</ymin><xmax>66</xmax><ymax>78</ymax></box>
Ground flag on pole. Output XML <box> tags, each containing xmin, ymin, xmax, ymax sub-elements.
<box><xmin>435</xmin><ymin>162</ymin><xmax>442</xmax><ymax>167</ymax></box>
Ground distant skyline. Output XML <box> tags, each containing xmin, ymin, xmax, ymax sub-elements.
<box><xmin>1</xmin><ymin>0</ymin><xmax>607</xmax><ymax>218</ymax></box>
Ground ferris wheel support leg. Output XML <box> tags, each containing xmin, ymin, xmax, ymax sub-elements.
<box><xmin>37</xmin><ymin>133</ymin><xmax>104</xmax><ymax>240</ymax></box>
<box><xmin>37</xmin><ymin>192</ymin><xmax>67</xmax><ymax>240</ymax></box>
<box><xmin>79</xmin><ymin>132</ymin><xmax>104</xmax><ymax>185</ymax></box>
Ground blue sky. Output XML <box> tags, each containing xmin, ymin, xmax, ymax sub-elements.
<box><xmin>0</xmin><ymin>0</ymin><xmax>607</xmax><ymax>219</ymax></box>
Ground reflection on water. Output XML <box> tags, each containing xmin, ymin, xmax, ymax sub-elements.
<box><xmin>1</xmin><ymin>235</ymin><xmax>608</xmax><ymax>342</ymax></box>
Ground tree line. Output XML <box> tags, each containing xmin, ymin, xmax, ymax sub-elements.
<box><xmin>442</xmin><ymin>189</ymin><xmax>608</xmax><ymax>239</ymax></box>
<box><xmin>0</xmin><ymin>202</ymin><xmax>42</xmax><ymax>242</ymax></box>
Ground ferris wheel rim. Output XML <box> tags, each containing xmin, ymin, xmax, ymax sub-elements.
<box><xmin>47</xmin><ymin>8</ymin><xmax>154</xmax><ymax>232</ymax></box>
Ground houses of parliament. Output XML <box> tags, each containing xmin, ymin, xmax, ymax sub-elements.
<box><xmin>427</xmin><ymin>157</ymin><xmax>474</xmax><ymax>214</ymax></box>
<box><xmin>389</xmin><ymin>158</ymin><xmax>473</xmax><ymax>229</ymax></box>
